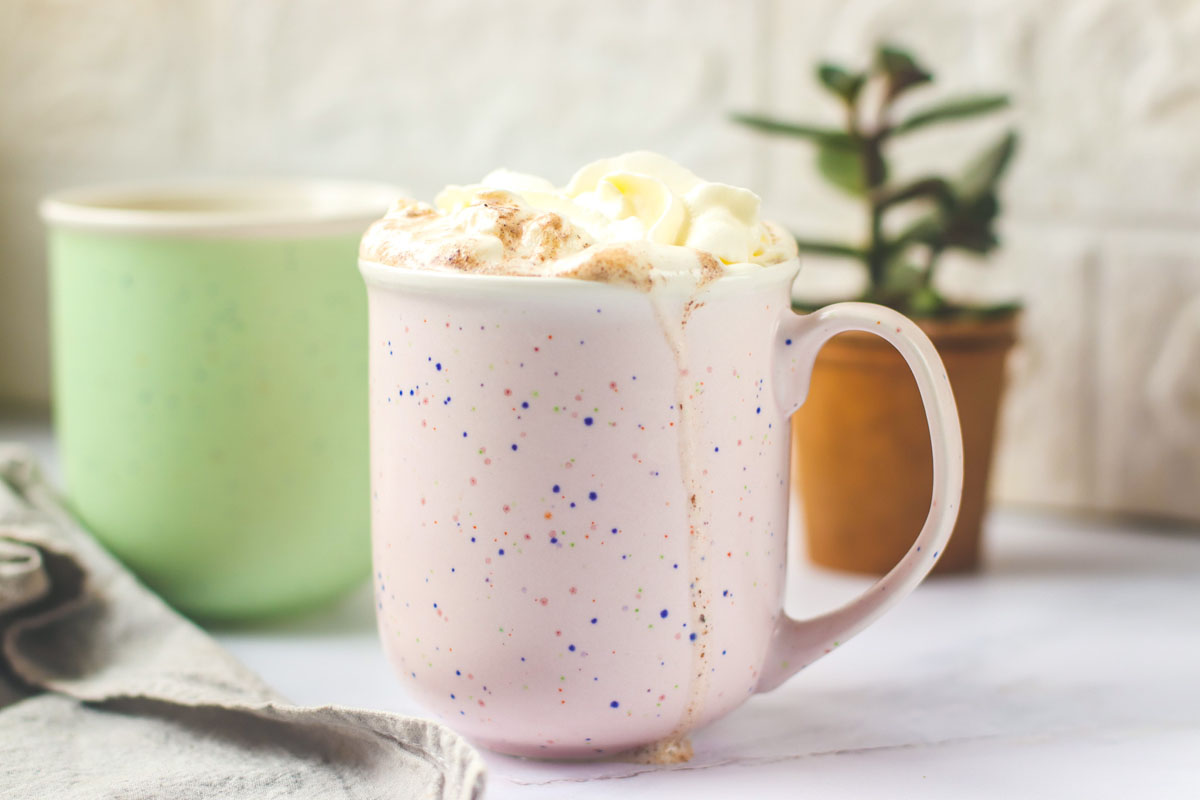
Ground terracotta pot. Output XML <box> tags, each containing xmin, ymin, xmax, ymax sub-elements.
<box><xmin>792</xmin><ymin>313</ymin><xmax>1018</xmax><ymax>574</ymax></box>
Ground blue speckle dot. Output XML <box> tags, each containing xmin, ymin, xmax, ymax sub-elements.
<box><xmin>588</xmin><ymin>491</ymin><xmax>598</xmax><ymax>501</ymax></box>
<box><xmin>714</xmin><ymin>446</ymin><xmax>719</xmax><ymax>452</ymax></box>
<box><xmin>462</xmin><ymin>431</ymin><xmax>467</xmax><ymax>437</ymax></box>
<box><xmin>722</xmin><ymin>589</ymin><xmax>729</xmax><ymax>597</ymax></box>
<box><xmin>498</xmin><ymin>548</ymin><xmax>505</xmax><ymax>556</ymax></box>
<box><xmin>785</xmin><ymin>339</ymin><xmax>793</xmax><ymax>346</ymax></box>
<box><xmin>756</xmin><ymin>407</ymin><xmax>761</xmax><ymax>414</ymax></box>
<box><xmin>570</xmin><ymin>502</ymin><xmax>576</xmax><ymax>508</ymax></box>
<box><xmin>511</xmin><ymin>444</ymin><xmax>518</xmax><ymax>451</ymax></box>
<box><xmin>591</xmin><ymin>618</ymin><xmax>598</xmax><ymax>624</ymax></box>
<box><xmin>550</xmin><ymin>537</ymin><xmax>558</xmax><ymax>544</ymax></box>
<box><xmin>610</xmin><ymin>700</ymin><xmax>619</xmax><ymax>708</ymax></box>
<box><xmin>470</xmin><ymin>537</ymin><xmax>476</xmax><ymax>542</ymax></box>
<box><xmin>660</xmin><ymin>609</ymin><xmax>669</xmax><ymax>618</ymax></box>
<box><xmin>568</xmin><ymin>644</ymin><xmax>576</xmax><ymax>652</ymax></box>
<box><xmin>433</xmin><ymin>602</ymin><xmax>438</xmax><ymax>608</ymax></box>
<box><xmin>611</xmin><ymin>528</ymin><xmax>617</xmax><ymax>534</ymax></box>
<box><xmin>450</xmin><ymin>693</ymin><xmax>456</xmax><ymax>699</ymax></box>
<box><xmin>436</xmin><ymin>362</ymin><xmax>442</xmax><ymax>370</ymax></box>
<box><xmin>584</xmin><ymin>417</ymin><xmax>594</xmax><ymax>426</ymax></box>
<box><xmin>690</xmin><ymin>632</ymin><xmax>698</xmax><ymax>641</ymax></box>
<box><xmin>552</xmin><ymin>484</ymin><xmax>560</xmax><ymax>493</ymax></box>
<box><xmin>522</xmin><ymin>401</ymin><xmax>529</xmax><ymax>409</ymax></box>
<box><xmin>456</xmin><ymin>670</ymin><xmax>461</xmax><ymax>675</ymax></box>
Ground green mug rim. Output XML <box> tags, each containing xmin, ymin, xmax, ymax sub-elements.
<box><xmin>40</xmin><ymin>179</ymin><xmax>404</xmax><ymax>238</ymax></box>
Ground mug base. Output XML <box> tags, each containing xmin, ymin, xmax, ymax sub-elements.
<box><xmin>469</xmin><ymin>732</ymin><xmax>694</xmax><ymax>763</ymax></box>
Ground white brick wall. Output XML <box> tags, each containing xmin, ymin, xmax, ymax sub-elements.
<box><xmin>2</xmin><ymin>0</ymin><xmax>1198</xmax><ymax>518</ymax></box>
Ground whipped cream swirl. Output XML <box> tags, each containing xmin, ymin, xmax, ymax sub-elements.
<box><xmin>360</xmin><ymin>152</ymin><xmax>797</xmax><ymax>283</ymax></box>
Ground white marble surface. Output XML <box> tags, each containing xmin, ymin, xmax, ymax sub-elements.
<box><xmin>3</xmin><ymin>416</ymin><xmax>1199</xmax><ymax>798</ymax></box>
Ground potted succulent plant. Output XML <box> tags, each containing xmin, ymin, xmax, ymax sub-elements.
<box><xmin>733</xmin><ymin>43</ymin><xmax>1019</xmax><ymax>574</ymax></box>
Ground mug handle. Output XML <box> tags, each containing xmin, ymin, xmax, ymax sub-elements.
<box><xmin>756</xmin><ymin>302</ymin><xmax>964</xmax><ymax>692</ymax></box>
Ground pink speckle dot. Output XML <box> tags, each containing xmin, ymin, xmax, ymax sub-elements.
<box><xmin>539</xmin><ymin>597</ymin><xmax>549</xmax><ymax>606</ymax></box>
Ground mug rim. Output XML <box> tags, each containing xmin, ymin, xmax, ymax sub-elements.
<box><xmin>359</xmin><ymin>256</ymin><xmax>803</xmax><ymax>295</ymax></box>
<box><xmin>40</xmin><ymin>179</ymin><xmax>404</xmax><ymax>238</ymax></box>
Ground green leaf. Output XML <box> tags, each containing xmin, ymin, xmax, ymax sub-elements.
<box><xmin>891</xmin><ymin>94</ymin><xmax>1010</xmax><ymax>135</ymax></box>
<box><xmin>728</xmin><ymin>113</ymin><xmax>855</xmax><ymax>147</ymax></box>
<box><xmin>874</xmin><ymin>44</ymin><xmax>933</xmax><ymax>99</ymax></box>
<box><xmin>956</xmin><ymin>130</ymin><xmax>1019</xmax><ymax>200</ymax></box>
<box><xmin>878</xmin><ymin>177</ymin><xmax>953</xmax><ymax>211</ymax></box>
<box><xmin>816</xmin><ymin>140</ymin><xmax>869</xmax><ymax>195</ymax></box>
<box><xmin>817</xmin><ymin>63</ymin><xmax>866</xmax><ymax>104</ymax></box>
<box><xmin>908</xmin><ymin>286</ymin><xmax>948</xmax><ymax>317</ymax></box>
<box><xmin>880</xmin><ymin>260</ymin><xmax>925</xmax><ymax>295</ymax></box>
<box><xmin>793</xmin><ymin>237</ymin><xmax>867</xmax><ymax>260</ymax></box>
<box><xmin>889</xmin><ymin>213</ymin><xmax>943</xmax><ymax>251</ymax></box>
<box><xmin>940</xmin><ymin>192</ymin><xmax>1002</xmax><ymax>254</ymax></box>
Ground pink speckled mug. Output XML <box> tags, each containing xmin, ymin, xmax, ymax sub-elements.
<box><xmin>361</xmin><ymin>257</ymin><xmax>962</xmax><ymax>759</ymax></box>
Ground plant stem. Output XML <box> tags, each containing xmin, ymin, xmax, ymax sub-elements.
<box><xmin>864</xmin><ymin>79</ymin><xmax>892</xmax><ymax>291</ymax></box>
<box><xmin>923</xmin><ymin>245</ymin><xmax>943</xmax><ymax>288</ymax></box>
<box><xmin>864</xmin><ymin>74</ymin><xmax>902</xmax><ymax>292</ymax></box>
<box><xmin>867</xmin><ymin>183</ymin><xmax>886</xmax><ymax>289</ymax></box>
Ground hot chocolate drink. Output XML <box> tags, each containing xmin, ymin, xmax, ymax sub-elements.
<box><xmin>359</xmin><ymin>153</ymin><xmax>962</xmax><ymax>760</ymax></box>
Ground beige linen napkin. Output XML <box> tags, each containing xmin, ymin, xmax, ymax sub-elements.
<box><xmin>0</xmin><ymin>445</ymin><xmax>486</xmax><ymax>799</ymax></box>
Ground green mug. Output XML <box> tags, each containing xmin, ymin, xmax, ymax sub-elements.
<box><xmin>41</xmin><ymin>180</ymin><xmax>400</xmax><ymax>621</ymax></box>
